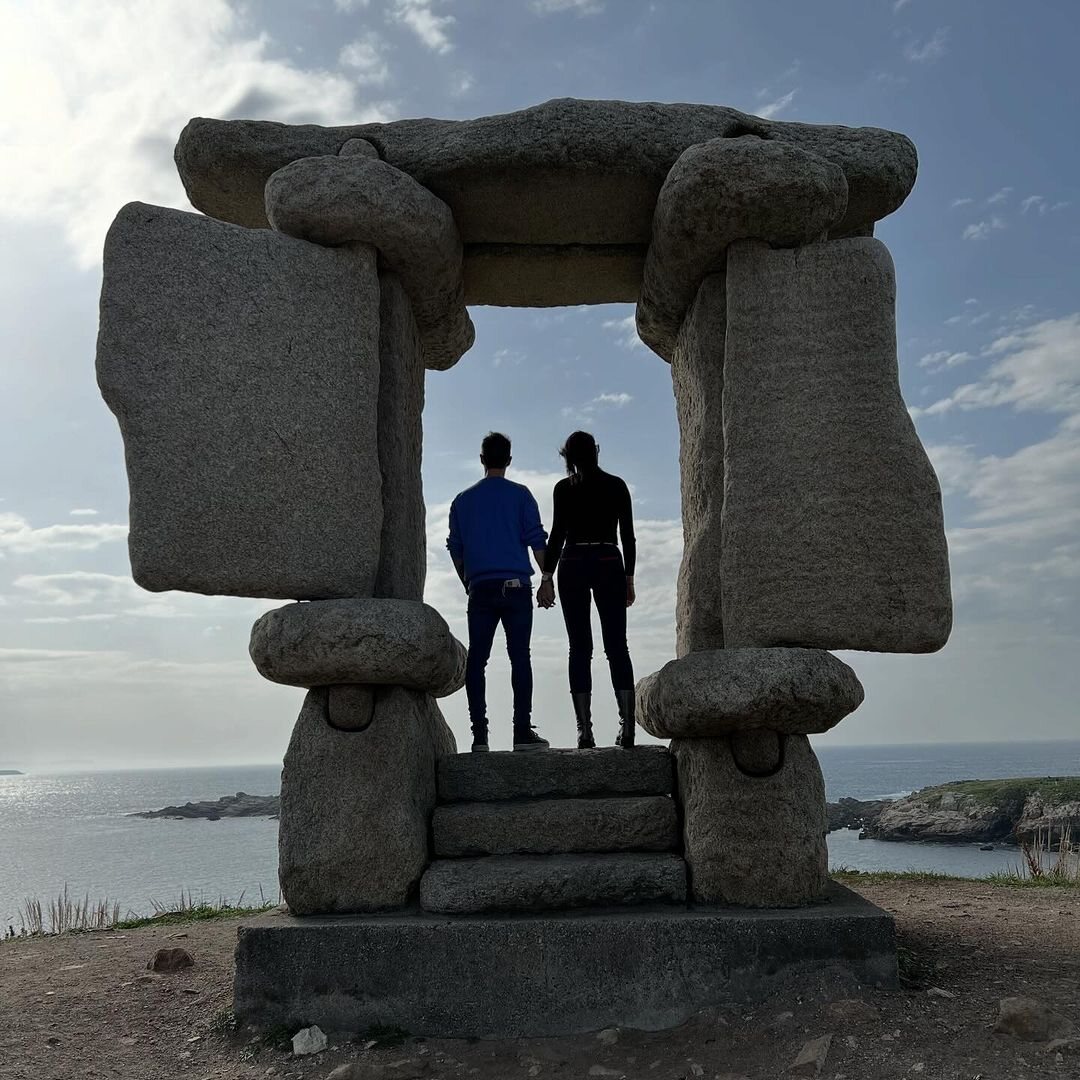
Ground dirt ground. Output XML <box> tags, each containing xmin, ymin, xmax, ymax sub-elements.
<box><xmin>2</xmin><ymin>881</ymin><xmax>1079</xmax><ymax>1080</ymax></box>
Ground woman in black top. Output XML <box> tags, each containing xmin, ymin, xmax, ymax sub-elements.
<box><xmin>538</xmin><ymin>431</ymin><xmax>637</xmax><ymax>749</ymax></box>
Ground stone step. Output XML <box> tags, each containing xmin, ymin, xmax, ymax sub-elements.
<box><xmin>433</xmin><ymin>796</ymin><xmax>680</xmax><ymax>858</ymax></box>
<box><xmin>437</xmin><ymin>745</ymin><xmax>674</xmax><ymax>803</ymax></box>
<box><xmin>420</xmin><ymin>853</ymin><xmax>687</xmax><ymax>915</ymax></box>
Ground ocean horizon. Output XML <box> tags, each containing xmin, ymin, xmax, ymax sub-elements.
<box><xmin>4</xmin><ymin>738</ymin><xmax>1080</xmax><ymax>930</ymax></box>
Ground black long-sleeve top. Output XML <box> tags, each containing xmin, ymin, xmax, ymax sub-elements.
<box><xmin>545</xmin><ymin>469</ymin><xmax>637</xmax><ymax>575</ymax></box>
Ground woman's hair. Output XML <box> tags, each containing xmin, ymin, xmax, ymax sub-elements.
<box><xmin>560</xmin><ymin>431</ymin><xmax>599</xmax><ymax>478</ymax></box>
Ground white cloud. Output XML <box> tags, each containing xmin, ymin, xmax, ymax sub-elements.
<box><xmin>334</xmin><ymin>0</ymin><xmax>371</xmax><ymax>10</ymax></box>
<box><xmin>962</xmin><ymin>216</ymin><xmax>1005</xmax><ymax>241</ymax></box>
<box><xmin>12</xmin><ymin>571</ymin><xmax>204</xmax><ymax>620</ymax></box>
<box><xmin>950</xmin><ymin>197</ymin><xmax>973</xmax><ymax>209</ymax></box>
<box><xmin>914</xmin><ymin>314</ymin><xmax>1080</xmax><ymax>418</ymax></box>
<box><xmin>339</xmin><ymin>33</ymin><xmax>390</xmax><ymax>85</ymax></box>
<box><xmin>1020</xmin><ymin>195</ymin><xmax>1069</xmax><ymax>216</ymax></box>
<box><xmin>562</xmin><ymin>392</ymin><xmax>635</xmax><ymax>423</ymax></box>
<box><xmin>904</xmin><ymin>27</ymin><xmax>949</xmax><ymax>63</ymax></box>
<box><xmin>388</xmin><ymin>0</ymin><xmax>455</xmax><ymax>53</ymax></box>
<box><xmin>0</xmin><ymin>0</ymin><xmax>393</xmax><ymax>267</ymax></box>
<box><xmin>601</xmin><ymin>313</ymin><xmax>645</xmax><ymax>350</ymax></box>
<box><xmin>985</xmin><ymin>186</ymin><xmax>1013</xmax><ymax>206</ymax></box>
<box><xmin>69</xmin><ymin>508</ymin><xmax>99</xmax><ymax>517</ymax></box>
<box><xmin>918</xmin><ymin>350</ymin><xmax>971</xmax><ymax>372</ymax></box>
<box><xmin>893</xmin><ymin>0</ymin><xmax>912</xmax><ymax>10</ymax></box>
<box><xmin>532</xmin><ymin>0</ymin><xmax>604</xmax><ymax>13</ymax></box>
<box><xmin>755</xmin><ymin>89</ymin><xmax>797</xmax><ymax>120</ymax></box>
<box><xmin>0</xmin><ymin>513</ymin><xmax>127</xmax><ymax>555</ymax></box>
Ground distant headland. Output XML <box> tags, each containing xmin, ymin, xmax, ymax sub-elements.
<box><xmin>0</xmin><ymin>769</ymin><xmax>24</xmax><ymax>776</ymax></box>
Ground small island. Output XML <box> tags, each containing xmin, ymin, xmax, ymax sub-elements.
<box><xmin>0</xmin><ymin>769</ymin><xmax>24</xmax><ymax>776</ymax></box>
<box><xmin>132</xmin><ymin>791</ymin><xmax>279</xmax><ymax>821</ymax></box>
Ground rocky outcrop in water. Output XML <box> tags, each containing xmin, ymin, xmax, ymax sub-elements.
<box><xmin>826</xmin><ymin>797</ymin><xmax>888</xmax><ymax>833</ymax></box>
<box><xmin>134</xmin><ymin>792</ymin><xmax>279</xmax><ymax>820</ymax></box>
<box><xmin>862</xmin><ymin>778</ymin><xmax>1080</xmax><ymax>844</ymax></box>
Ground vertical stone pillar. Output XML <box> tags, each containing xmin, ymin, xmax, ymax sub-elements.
<box><xmin>279</xmin><ymin>686</ymin><xmax>457</xmax><ymax>914</ymax></box>
<box><xmin>671</xmin><ymin>272</ymin><xmax>726</xmax><ymax>657</ymax></box>
<box><xmin>375</xmin><ymin>273</ymin><xmax>428</xmax><ymax>601</ymax></box>
<box><xmin>672</xmin><ymin>733</ymin><xmax>828</xmax><ymax>906</ymax></box>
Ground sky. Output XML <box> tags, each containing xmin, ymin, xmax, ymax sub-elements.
<box><xmin>0</xmin><ymin>0</ymin><xmax>1078</xmax><ymax>769</ymax></box>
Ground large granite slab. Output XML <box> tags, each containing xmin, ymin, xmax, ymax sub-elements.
<box><xmin>432</xmin><ymin>796</ymin><xmax>679</xmax><ymax>858</ymax></box>
<box><xmin>234</xmin><ymin>884</ymin><xmax>897</xmax><ymax>1038</ymax></box>
<box><xmin>721</xmin><ymin>238</ymin><xmax>952</xmax><ymax>652</ymax></box>
<box><xmin>419</xmin><ymin>853</ymin><xmax>687</xmax><ymax>914</ymax></box>
<box><xmin>438</xmin><ymin>746</ymin><xmax>674</xmax><ymax>803</ymax></box>
<box><xmin>176</xmin><ymin>98</ymin><xmax>916</xmax><ymax>248</ymax></box>
<box><xmin>96</xmin><ymin>202</ymin><xmax>381</xmax><ymax>599</ymax></box>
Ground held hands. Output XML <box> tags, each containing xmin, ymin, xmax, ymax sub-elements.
<box><xmin>537</xmin><ymin>578</ymin><xmax>556</xmax><ymax>609</ymax></box>
<box><xmin>626</xmin><ymin>576</ymin><xmax>636</xmax><ymax>609</ymax></box>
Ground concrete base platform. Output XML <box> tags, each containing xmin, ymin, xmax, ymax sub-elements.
<box><xmin>234</xmin><ymin>884</ymin><xmax>895</xmax><ymax>1038</ymax></box>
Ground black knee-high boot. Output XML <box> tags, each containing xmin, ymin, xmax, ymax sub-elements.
<box><xmin>573</xmin><ymin>692</ymin><xmax>595</xmax><ymax>749</ymax></box>
<box><xmin>615</xmin><ymin>688</ymin><xmax>636</xmax><ymax>748</ymax></box>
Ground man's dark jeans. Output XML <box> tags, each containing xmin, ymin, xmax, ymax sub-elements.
<box><xmin>557</xmin><ymin>544</ymin><xmax>634</xmax><ymax>696</ymax></box>
<box><xmin>465</xmin><ymin>579</ymin><xmax>534</xmax><ymax>739</ymax></box>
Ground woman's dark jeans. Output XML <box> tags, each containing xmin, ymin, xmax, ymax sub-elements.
<box><xmin>557</xmin><ymin>544</ymin><xmax>634</xmax><ymax>696</ymax></box>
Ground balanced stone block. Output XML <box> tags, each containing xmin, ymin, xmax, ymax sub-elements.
<box><xmin>671</xmin><ymin>272</ymin><xmax>726</xmax><ymax>655</ymax></box>
<box><xmin>722</xmin><ymin>238</ymin><xmax>952</xmax><ymax>652</ymax></box>
<box><xmin>250</xmin><ymin>599</ymin><xmax>466</xmax><ymax>697</ymax></box>
<box><xmin>266</xmin><ymin>154</ymin><xmax>473</xmax><ymax>370</ymax></box>
<box><xmin>638</xmin><ymin>138</ymin><xmax>848</xmax><ymax>360</ymax></box>
<box><xmin>279</xmin><ymin>687</ymin><xmax>456</xmax><ymax>914</ymax></box>
<box><xmin>177</xmin><ymin>100</ymin><xmax>917</xmax><ymax>244</ymax></box>
<box><xmin>234</xmin><ymin>884</ymin><xmax>897</xmax><ymax>1038</ymax></box>
<box><xmin>438</xmin><ymin>746</ymin><xmax>674</xmax><ymax>803</ymax></box>
<box><xmin>375</xmin><ymin>273</ymin><xmax>426</xmax><ymax>601</ymax></box>
<box><xmin>432</xmin><ymin>796</ymin><xmax>679</xmax><ymax>858</ymax></box>
<box><xmin>672</xmin><ymin>733</ymin><xmax>828</xmax><ymax>907</ymax></box>
<box><xmin>96</xmin><ymin>202</ymin><xmax>381</xmax><ymax>600</ymax></box>
<box><xmin>420</xmin><ymin>853</ymin><xmax>687</xmax><ymax>915</ymax></box>
<box><xmin>637</xmin><ymin>648</ymin><xmax>864</xmax><ymax>739</ymax></box>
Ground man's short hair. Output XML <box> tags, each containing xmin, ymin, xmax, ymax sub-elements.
<box><xmin>481</xmin><ymin>431</ymin><xmax>512</xmax><ymax>469</ymax></box>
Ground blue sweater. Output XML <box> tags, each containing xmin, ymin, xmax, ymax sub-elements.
<box><xmin>447</xmin><ymin>477</ymin><xmax>548</xmax><ymax>587</ymax></box>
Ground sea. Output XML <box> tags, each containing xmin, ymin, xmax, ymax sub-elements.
<box><xmin>3</xmin><ymin>739</ymin><xmax>1080</xmax><ymax>930</ymax></box>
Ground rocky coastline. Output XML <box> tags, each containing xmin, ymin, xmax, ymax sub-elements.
<box><xmin>132</xmin><ymin>792</ymin><xmax>279</xmax><ymax>821</ymax></box>
<box><xmin>831</xmin><ymin>777</ymin><xmax>1080</xmax><ymax>845</ymax></box>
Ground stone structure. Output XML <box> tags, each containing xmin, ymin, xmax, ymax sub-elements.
<box><xmin>97</xmin><ymin>97</ymin><xmax>951</xmax><ymax>1037</ymax></box>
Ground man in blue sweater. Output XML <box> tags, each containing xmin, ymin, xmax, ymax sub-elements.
<box><xmin>447</xmin><ymin>432</ymin><xmax>551</xmax><ymax>752</ymax></box>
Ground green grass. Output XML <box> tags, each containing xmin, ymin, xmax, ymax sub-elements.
<box><xmin>911</xmin><ymin>776</ymin><xmax>1080</xmax><ymax>808</ymax></box>
<box><xmin>4</xmin><ymin>887</ymin><xmax>279</xmax><ymax>940</ymax></box>
<box><xmin>833</xmin><ymin>868</ymin><xmax>1080</xmax><ymax>889</ymax></box>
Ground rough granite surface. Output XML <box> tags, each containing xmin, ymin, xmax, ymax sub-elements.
<box><xmin>672</xmin><ymin>733</ymin><xmax>828</xmax><ymax>906</ymax></box>
<box><xmin>463</xmin><ymin>243</ymin><xmax>645</xmax><ymax>306</ymax></box>
<box><xmin>721</xmin><ymin>238</ymin><xmax>952</xmax><ymax>652</ymax></box>
<box><xmin>96</xmin><ymin>202</ymin><xmax>381</xmax><ymax>600</ymax></box>
<box><xmin>265</xmin><ymin>154</ymin><xmax>473</xmax><ymax>369</ymax></box>
<box><xmin>375</xmin><ymin>273</ymin><xmax>427</xmax><ymax>601</ymax></box>
<box><xmin>438</xmin><ymin>746</ymin><xmax>674</xmax><ymax>803</ymax></box>
<box><xmin>279</xmin><ymin>687</ymin><xmax>456</xmax><ymax>914</ymax></box>
<box><xmin>175</xmin><ymin>98</ymin><xmax>917</xmax><ymax>243</ymax></box>
<box><xmin>432</xmin><ymin>796</ymin><xmax>680</xmax><ymax>858</ymax></box>
<box><xmin>671</xmin><ymin>273</ymin><xmax>726</xmax><ymax>655</ymax></box>
<box><xmin>420</xmin><ymin>852</ymin><xmax>687</xmax><ymax>915</ymax></box>
<box><xmin>636</xmin><ymin>648</ymin><xmax>864</xmax><ymax>738</ymax></box>
<box><xmin>250</xmin><ymin>599</ymin><xmax>466</xmax><ymax>697</ymax></box>
<box><xmin>637</xmin><ymin>138</ymin><xmax>848</xmax><ymax>360</ymax></box>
